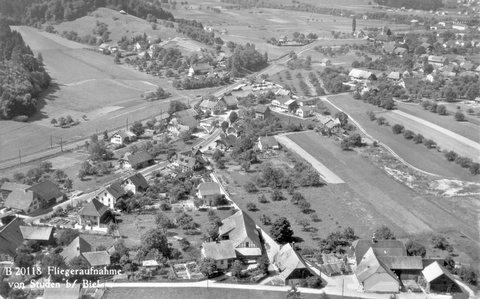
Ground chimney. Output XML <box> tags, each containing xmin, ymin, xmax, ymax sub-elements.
<box><xmin>372</xmin><ymin>233</ymin><xmax>377</xmax><ymax>244</ymax></box>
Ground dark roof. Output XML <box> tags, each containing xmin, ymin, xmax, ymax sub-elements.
<box><xmin>354</xmin><ymin>248</ymin><xmax>399</xmax><ymax>283</ymax></box>
<box><xmin>259</xmin><ymin>136</ymin><xmax>278</xmax><ymax>149</ymax></box>
<box><xmin>223</xmin><ymin>96</ymin><xmax>238</xmax><ymax>106</ymax></box>
<box><xmin>43</xmin><ymin>283</ymin><xmax>81</xmax><ymax>299</ymax></box>
<box><xmin>126</xmin><ymin>173</ymin><xmax>149</xmax><ymax>190</ymax></box>
<box><xmin>127</xmin><ymin>151</ymin><xmax>153</xmax><ymax>167</ymax></box>
<box><xmin>178</xmin><ymin>116</ymin><xmax>199</xmax><ymax>128</ymax></box>
<box><xmin>0</xmin><ymin>217</ymin><xmax>25</xmax><ymax>257</ymax></box>
<box><xmin>104</xmin><ymin>182</ymin><xmax>125</xmax><ymax>199</ymax></box>
<box><xmin>79</xmin><ymin>199</ymin><xmax>109</xmax><ymax>217</ymax></box>
<box><xmin>82</xmin><ymin>251</ymin><xmax>111</xmax><ymax>267</ymax></box>
<box><xmin>273</xmin><ymin>95</ymin><xmax>293</xmax><ymax>105</ymax></box>
<box><xmin>375</xmin><ymin>35</ymin><xmax>388</xmax><ymax>42</ymax></box>
<box><xmin>20</xmin><ymin>226</ymin><xmax>53</xmax><ymax>241</ymax></box>
<box><xmin>255</xmin><ymin>104</ymin><xmax>270</xmax><ymax>114</ymax></box>
<box><xmin>173</xmin><ymin>108</ymin><xmax>198</xmax><ymax>119</ymax></box>
<box><xmin>202</xmin><ymin>240</ymin><xmax>236</xmax><ymax>260</ymax></box>
<box><xmin>27</xmin><ymin>180</ymin><xmax>63</xmax><ymax>201</ymax></box>
<box><xmin>219</xmin><ymin>210</ymin><xmax>261</xmax><ymax>249</ymax></box>
<box><xmin>0</xmin><ymin>182</ymin><xmax>30</xmax><ymax>192</ymax></box>
<box><xmin>352</xmin><ymin>239</ymin><xmax>406</xmax><ymax>265</ymax></box>
<box><xmin>61</xmin><ymin>236</ymin><xmax>92</xmax><ymax>263</ymax></box>
<box><xmin>378</xmin><ymin>256</ymin><xmax>423</xmax><ymax>270</ymax></box>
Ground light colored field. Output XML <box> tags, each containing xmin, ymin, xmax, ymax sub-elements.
<box><xmin>276</xmin><ymin>133</ymin><xmax>345</xmax><ymax>184</ymax></box>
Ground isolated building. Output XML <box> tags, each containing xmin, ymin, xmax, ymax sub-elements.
<box><xmin>421</xmin><ymin>262</ymin><xmax>461</xmax><ymax>294</ymax></box>
<box><xmin>110</xmin><ymin>130</ymin><xmax>137</xmax><ymax>145</ymax></box>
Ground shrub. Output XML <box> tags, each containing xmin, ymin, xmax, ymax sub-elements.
<box><xmin>444</xmin><ymin>151</ymin><xmax>458</xmax><ymax>162</ymax></box>
<box><xmin>454</xmin><ymin>111</ymin><xmax>465</xmax><ymax>121</ymax></box>
<box><xmin>466</xmin><ymin>108</ymin><xmax>475</xmax><ymax>115</ymax></box>
<box><xmin>392</xmin><ymin>124</ymin><xmax>404</xmax><ymax>134</ymax></box>
<box><xmin>258</xmin><ymin>194</ymin><xmax>268</xmax><ymax>203</ymax></box>
<box><xmin>310</xmin><ymin>213</ymin><xmax>321</xmax><ymax>222</ymax></box>
<box><xmin>457</xmin><ymin>266</ymin><xmax>479</xmax><ymax>285</ymax></box>
<box><xmin>260</xmin><ymin>214</ymin><xmax>271</xmax><ymax>225</ymax></box>
<box><xmin>403</xmin><ymin>130</ymin><xmax>415</xmax><ymax>139</ymax></box>
<box><xmin>469</xmin><ymin>162</ymin><xmax>480</xmax><ymax>175</ymax></box>
<box><xmin>298</xmin><ymin>199</ymin><xmax>311</xmax><ymax>213</ymax></box>
<box><xmin>424</xmin><ymin>139</ymin><xmax>437</xmax><ymax>149</ymax></box>
<box><xmin>366</xmin><ymin>111</ymin><xmax>376</xmax><ymax>121</ymax></box>
<box><xmin>413</xmin><ymin>134</ymin><xmax>424</xmax><ymax>144</ymax></box>
<box><xmin>455</xmin><ymin>156</ymin><xmax>473</xmax><ymax>168</ymax></box>
<box><xmin>429</xmin><ymin>102</ymin><xmax>438</xmax><ymax>113</ymax></box>
<box><xmin>271</xmin><ymin>190</ymin><xmax>285</xmax><ymax>201</ymax></box>
<box><xmin>436</xmin><ymin>105</ymin><xmax>447</xmax><ymax>115</ymax></box>
<box><xmin>376</xmin><ymin>116</ymin><xmax>387</xmax><ymax>125</ymax></box>
<box><xmin>246</xmin><ymin>202</ymin><xmax>257</xmax><ymax>211</ymax></box>
<box><xmin>244</xmin><ymin>181</ymin><xmax>258</xmax><ymax>193</ymax></box>
<box><xmin>159</xmin><ymin>202</ymin><xmax>172</xmax><ymax>211</ymax></box>
<box><xmin>431</xmin><ymin>235</ymin><xmax>453</xmax><ymax>251</ymax></box>
<box><xmin>305</xmin><ymin>276</ymin><xmax>322</xmax><ymax>288</ymax></box>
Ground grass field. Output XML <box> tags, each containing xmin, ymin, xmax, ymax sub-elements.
<box><xmin>324</xmin><ymin>94</ymin><xmax>479</xmax><ymax>180</ymax></box>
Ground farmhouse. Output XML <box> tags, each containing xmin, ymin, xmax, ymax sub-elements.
<box><xmin>295</xmin><ymin>96</ymin><xmax>315</xmax><ymax>106</ymax></box>
<box><xmin>120</xmin><ymin>151</ymin><xmax>154</xmax><ymax>170</ymax></box>
<box><xmin>201</xmin><ymin>240</ymin><xmax>236</xmax><ymax>270</ymax></box>
<box><xmin>0</xmin><ymin>217</ymin><xmax>25</xmax><ymax>260</ymax></box>
<box><xmin>274</xmin><ymin>243</ymin><xmax>317</xmax><ymax>286</ymax></box>
<box><xmin>110</xmin><ymin>130</ymin><xmax>137</xmax><ymax>145</ymax></box>
<box><xmin>4</xmin><ymin>180</ymin><xmax>63</xmax><ymax>215</ymax></box>
<box><xmin>197</xmin><ymin>182</ymin><xmax>222</xmax><ymax>205</ymax></box>
<box><xmin>321</xmin><ymin>58</ymin><xmax>332</xmax><ymax>66</ymax></box>
<box><xmin>351</xmin><ymin>239</ymin><xmax>407</xmax><ymax>266</ymax></box>
<box><xmin>199</xmin><ymin>98</ymin><xmax>227</xmax><ymax>114</ymax></box>
<box><xmin>257</xmin><ymin>136</ymin><xmax>279</xmax><ymax>152</ymax></box>
<box><xmin>20</xmin><ymin>225</ymin><xmax>54</xmax><ymax>246</ymax></box>
<box><xmin>173</xmin><ymin>108</ymin><xmax>199</xmax><ymax>119</ymax></box>
<box><xmin>348</xmin><ymin>69</ymin><xmax>376</xmax><ymax>81</ymax></box>
<box><xmin>218</xmin><ymin>210</ymin><xmax>262</xmax><ymax>258</ymax></box>
<box><xmin>0</xmin><ymin>182</ymin><xmax>30</xmax><ymax>199</ymax></box>
<box><xmin>82</xmin><ymin>251</ymin><xmax>111</xmax><ymax>268</ymax></box>
<box><xmin>297</xmin><ymin>106</ymin><xmax>313</xmax><ymax>118</ymax></box>
<box><xmin>387</xmin><ymin>72</ymin><xmax>401</xmax><ymax>81</ymax></box>
<box><xmin>78</xmin><ymin>198</ymin><xmax>110</xmax><ymax>227</ymax></box>
<box><xmin>255</xmin><ymin>104</ymin><xmax>272</xmax><ymax>119</ymax></box>
<box><xmin>188</xmin><ymin>63</ymin><xmax>212</xmax><ymax>76</ymax></box>
<box><xmin>95</xmin><ymin>182</ymin><xmax>125</xmax><ymax>209</ymax></box>
<box><xmin>60</xmin><ymin>236</ymin><xmax>93</xmax><ymax>263</ymax></box>
<box><xmin>171</xmin><ymin>153</ymin><xmax>204</xmax><ymax>172</ymax></box>
<box><xmin>420</xmin><ymin>261</ymin><xmax>461</xmax><ymax>294</ymax></box>
<box><xmin>271</xmin><ymin>96</ymin><xmax>297</xmax><ymax>112</ymax></box>
<box><xmin>43</xmin><ymin>283</ymin><xmax>82</xmax><ymax>299</ymax></box>
<box><xmin>122</xmin><ymin>173</ymin><xmax>149</xmax><ymax>194</ymax></box>
<box><xmin>168</xmin><ymin>115</ymin><xmax>199</xmax><ymax>135</ymax></box>
<box><xmin>354</xmin><ymin>248</ymin><xmax>400</xmax><ymax>293</ymax></box>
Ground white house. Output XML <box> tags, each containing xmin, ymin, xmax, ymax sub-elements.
<box><xmin>122</xmin><ymin>173</ymin><xmax>149</xmax><ymax>194</ymax></box>
<box><xmin>201</xmin><ymin>240</ymin><xmax>236</xmax><ymax>270</ymax></box>
<box><xmin>94</xmin><ymin>182</ymin><xmax>125</xmax><ymax>209</ymax></box>
<box><xmin>197</xmin><ymin>182</ymin><xmax>221</xmax><ymax>205</ymax></box>
<box><xmin>110</xmin><ymin>130</ymin><xmax>137</xmax><ymax>145</ymax></box>
<box><xmin>297</xmin><ymin>106</ymin><xmax>313</xmax><ymax>118</ymax></box>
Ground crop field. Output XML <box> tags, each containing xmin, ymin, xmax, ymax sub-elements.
<box><xmin>324</xmin><ymin>95</ymin><xmax>479</xmax><ymax>180</ymax></box>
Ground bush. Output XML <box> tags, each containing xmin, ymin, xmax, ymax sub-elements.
<box><xmin>244</xmin><ymin>181</ymin><xmax>258</xmax><ymax>193</ymax></box>
<box><xmin>246</xmin><ymin>202</ymin><xmax>257</xmax><ymax>211</ymax></box>
<box><xmin>271</xmin><ymin>190</ymin><xmax>285</xmax><ymax>201</ymax></box>
<box><xmin>454</xmin><ymin>111</ymin><xmax>465</xmax><ymax>121</ymax></box>
<box><xmin>455</xmin><ymin>156</ymin><xmax>473</xmax><ymax>168</ymax></box>
<box><xmin>457</xmin><ymin>266</ymin><xmax>478</xmax><ymax>285</ymax></box>
<box><xmin>260</xmin><ymin>214</ymin><xmax>271</xmax><ymax>225</ymax></box>
<box><xmin>298</xmin><ymin>199</ymin><xmax>311</xmax><ymax>213</ymax></box>
<box><xmin>413</xmin><ymin>134</ymin><xmax>424</xmax><ymax>144</ymax></box>
<box><xmin>258</xmin><ymin>194</ymin><xmax>268</xmax><ymax>204</ymax></box>
<box><xmin>431</xmin><ymin>235</ymin><xmax>453</xmax><ymax>251</ymax></box>
<box><xmin>159</xmin><ymin>202</ymin><xmax>172</xmax><ymax>211</ymax></box>
<box><xmin>436</xmin><ymin>105</ymin><xmax>447</xmax><ymax>115</ymax></box>
<box><xmin>366</xmin><ymin>111</ymin><xmax>376</xmax><ymax>121</ymax></box>
<box><xmin>470</xmin><ymin>163</ymin><xmax>480</xmax><ymax>175</ymax></box>
<box><xmin>305</xmin><ymin>276</ymin><xmax>322</xmax><ymax>288</ymax></box>
<box><xmin>424</xmin><ymin>139</ymin><xmax>437</xmax><ymax>149</ymax></box>
<box><xmin>403</xmin><ymin>130</ymin><xmax>415</xmax><ymax>139</ymax></box>
<box><xmin>376</xmin><ymin>116</ymin><xmax>387</xmax><ymax>125</ymax></box>
<box><xmin>392</xmin><ymin>124</ymin><xmax>404</xmax><ymax>134</ymax></box>
<box><xmin>444</xmin><ymin>151</ymin><xmax>458</xmax><ymax>162</ymax></box>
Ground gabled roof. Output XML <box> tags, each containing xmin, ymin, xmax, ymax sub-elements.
<box><xmin>178</xmin><ymin>115</ymin><xmax>199</xmax><ymax>128</ymax></box>
<box><xmin>428</xmin><ymin>55</ymin><xmax>447</xmax><ymax>63</ymax></box>
<box><xmin>352</xmin><ymin>239</ymin><xmax>406</xmax><ymax>265</ymax></box>
<box><xmin>61</xmin><ymin>236</ymin><xmax>92</xmax><ymax>263</ymax></box>
<box><xmin>82</xmin><ymin>251</ymin><xmax>111</xmax><ymax>267</ymax></box>
<box><xmin>125</xmin><ymin>173</ymin><xmax>149</xmax><ymax>190</ymax></box>
<box><xmin>274</xmin><ymin>243</ymin><xmax>316</xmax><ymax>280</ymax></box>
<box><xmin>223</xmin><ymin>95</ymin><xmax>238</xmax><ymax>106</ymax></box>
<box><xmin>113</xmin><ymin>130</ymin><xmax>136</xmax><ymax>139</ymax></box>
<box><xmin>104</xmin><ymin>182</ymin><xmax>125</xmax><ymax>199</ymax></box>
<box><xmin>259</xmin><ymin>136</ymin><xmax>278</xmax><ymax>149</ymax></box>
<box><xmin>460</xmin><ymin>61</ymin><xmax>474</xmax><ymax>70</ymax></box>
<box><xmin>0</xmin><ymin>182</ymin><xmax>30</xmax><ymax>192</ymax></box>
<box><xmin>173</xmin><ymin>108</ymin><xmax>198</xmax><ymax>119</ymax></box>
<box><xmin>175</xmin><ymin>154</ymin><xmax>198</xmax><ymax>169</ymax></box>
<box><xmin>79</xmin><ymin>199</ymin><xmax>109</xmax><ymax>217</ymax></box>
<box><xmin>393</xmin><ymin>47</ymin><xmax>407</xmax><ymax>55</ymax></box>
<box><xmin>199</xmin><ymin>100</ymin><xmax>219</xmax><ymax>109</ymax></box>
<box><xmin>422</xmin><ymin>261</ymin><xmax>458</xmax><ymax>283</ymax></box>
<box><xmin>20</xmin><ymin>226</ymin><xmax>53</xmax><ymax>241</ymax></box>
<box><xmin>273</xmin><ymin>95</ymin><xmax>293</xmax><ymax>105</ymax></box>
<box><xmin>5</xmin><ymin>189</ymin><xmax>35</xmax><ymax>212</ymax></box>
<box><xmin>377</xmin><ymin>256</ymin><xmax>423</xmax><ymax>270</ymax></box>
<box><xmin>354</xmin><ymin>248</ymin><xmax>399</xmax><ymax>283</ymax></box>
<box><xmin>255</xmin><ymin>104</ymin><xmax>270</xmax><ymax>114</ymax></box>
<box><xmin>0</xmin><ymin>217</ymin><xmax>25</xmax><ymax>257</ymax></box>
<box><xmin>348</xmin><ymin>69</ymin><xmax>374</xmax><ymax>79</ymax></box>
<box><xmin>219</xmin><ymin>210</ymin><xmax>261</xmax><ymax>250</ymax></box>
<box><xmin>387</xmin><ymin>72</ymin><xmax>401</xmax><ymax>80</ymax></box>
<box><xmin>43</xmin><ymin>283</ymin><xmax>81</xmax><ymax>299</ymax></box>
<box><xmin>127</xmin><ymin>151</ymin><xmax>153</xmax><ymax>167</ymax></box>
<box><xmin>28</xmin><ymin>180</ymin><xmax>63</xmax><ymax>201</ymax></box>
<box><xmin>202</xmin><ymin>240</ymin><xmax>236</xmax><ymax>260</ymax></box>
<box><xmin>383</xmin><ymin>42</ymin><xmax>397</xmax><ymax>53</ymax></box>
<box><xmin>198</xmin><ymin>182</ymin><xmax>221</xmax><ymax>197</ymax></box>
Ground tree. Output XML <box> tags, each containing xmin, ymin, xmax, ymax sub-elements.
<box><xmin>57</xmin><ymin>228</ymin><xmax>79</xmax><ymax>246</ymax></box>
<box><xmin>374</xmin><ymin>225</ymin><xmax>395</xmax><ymax>240</ymax></box>
<box><xmin>352</xmin><ymin>17</ymin><xmax>356</xmax><ymax>32</ymax></box>
<box><xmin>306</xmin><ymin>276</ymin><xmax>322</xmax><ymax>288</ymax></box>
<box><xmin>431</xmin><ymin>235</ymin><xmax>453</xmax><ymax>251</ymax></box>
<box><xmin>436</xmin><ymin>105</ymin><xmax>447</xmax><ymax>115</ymax></box>
<box><xmin>297</xmin><ymin>218</ymin><xmax>310</xmax><ymax>231</ymax></box>
<box><xmin>221</xmin><ymin>121</ymin><xmax>229</xmax><ymax>132</ymax></box>
<box><xmin>413</xmin><ymin>134</ymin><xmax>424</xmax><ymax>144</ymax></box>
<box><xmin>168</xmin><ymin>100</ymin><xmax>189</xmax><ymax>115</ymax></box>
<box><xmin>140</xmin><ymin>228</ymin><xmax>171</xmax><ymax>258</ymax></box>
<box><xmin>130</xmin><ymin>121</ymin><xmax>145</xmax><ymax>136</ymax></box>
<box><xmin>199</xmin><ymin>258</ymin><xmax>216</xmax><ymax>278</ymax></box>
<box><xmin>260</xmin><ymin>214</ymin><xmax>271</xmax><ymax>225</ymax></box>
<box><xmin>444</xmin><ymin>151</ymin><xmax>458</xmax><ymax>162</ymax></box>
<box><xmin>241</xmin><ymin>161</ymin><xmax>251</xmax><ymax>172</ymax></box>
<box><xmin>334</xmin><ymin>112</ymin><xmax>348</xmax><ymax>127</ymax></box>
<box><xmin>0</xmin><ymin>282</ymin><xmax>10</xmax><ymax>298</ymax></box>
<box><xmin>257</xmin><ymin>255</ymin><xmax>270</xmax><ymax>274</ymax></box>
<box><xmin>405</xmin><ymin>240</ymin><xmax>426</xmax><ymax>257</ymax></box>
<box><xmin>298</xmin><ymin>199</ymin><xmax>311</xmax><ymax>213</ymax></box>
<box><xmin>470</xmin><ymin>163</ymin><xmax>480</xmax><ymax>175</ymax></box>
<box><xmin>392</xmin><ymin>124</ymin><xmax>405</xmax><ymax>134</ymax></box>
<box><xmin>15</xmin><ymin>252</ymin><xmax>34</xmax><ymax>269</ymax></box>
<box><xmin>291</xmin><ymin>192</ymin><xmax>304</xmax><ymax>205</ymax></box>
<box><xmin>454</xmin><ymin>111</ymin><xmax>465</xmax><ymax>121</ymax></box>
<box><xmin>50</xmin><ymin>118</ymin><xmax>57</xmax><ymax>126</ymax></box>
<box><xmin>246</xmin><ymin>202</ymin><xmax>257</xmax><ymax>211</ymax></box>
<box><xmin>8</xmin><ymin>288</ymin><xmax>26</xmax><ymax>299</ymax></box>
<box><xmin>270</xmin><ymin>217</ymin><xmax>294</xmax><ymax>244</ymax></box>
<box><xmin>229</xmin><ymin>111</ymin><xmax>238</xmax><ymax>123</ymax></box>
<box><xmin>458</xmin><ymin>266</ymin><xmax>478</xmax><ymax>285</ymax></box>
<box><xmin>286</xmin><ymin>285</ymin><xmax>301</xmax><ymax>299</ymax></box>
<box><xmin>340</xmin><ymin>138</ymin><xmax>351</xmax><ymax>151</ymax></box>
<box><xmin>271</xmin><ymin>189</ymin><xmax>285</xmax><ymax>201</ymax></box>
<box><xmin>231</xmin><ymin>260</ymin><xmax>243</xmax><ymax>279</ymax></box>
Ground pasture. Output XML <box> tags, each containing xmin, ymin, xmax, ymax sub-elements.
<box><xmin>324</xmin><ymin>94</ymin><xmax>479</xmax><ymax>180</ymax></box>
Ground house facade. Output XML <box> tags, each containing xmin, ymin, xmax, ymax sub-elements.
<box><xmin>297</xmin><ymin>106</ymin><xmax>313</xmax><ymax>118</ymax></box>
<box><xmin>257</xmin><ymin>136</ymin><xmax>279</xmax><ymax>151</ymax></box>
<box><xmin>94</xmin><ymin>182</ymin><xmax>125</xmax><ymax>209</ymax></box>
<box><xmin>110</xmin><ymin>130</ymin><xmax>137</xmax><ymax>145</ymax></box>
<box><xmin>197</xmin><ymin>182</ymin><xmax>222</xmax><ymax>205</ymax></box>
<box><xmin>218</xmin><ymin>210</ymin><xmax>262</xmax><ymax>258</ymax></box>
<box><xmin>122</xmin><ymin>173</ymin><xmax>149</xmax><ymax>194</ymax></box>
<box><xmin>271</xmin><ymin>96</ymin><xmax>296</xmax><ymax>112</ymax></box>
<box><xmin>120</xmin><ymin>151</ymin><xmax>154</xmax><ymax>170</ymax></box>
<box><xmin>274</xmin><ymin>243</ymin><xmax>317</xmax><ymax>286</ymax></box>
<box><xmin>78</xmin><ymin>198</ymin><xmax>110</xmax><ymax>227</ymax></box>
<box><xmin>201</xmin><ymin>240</ymin><xmax>236</xmax><ymax>270</ymax></box>
<box><xmin>255</xmin><ymin>105</ymin><xmax>272</xmax><ymax>119</ymax></box>
<box><xmin>199</xmin><ymin>99</ymin><xmax>227</xmax><ymax>114</ymax></box>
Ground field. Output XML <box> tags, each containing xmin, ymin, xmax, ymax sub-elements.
<box><xmin>324</xmin><ymin>94</ymin><xmax>480</xmax><ymax>180</ymax></box>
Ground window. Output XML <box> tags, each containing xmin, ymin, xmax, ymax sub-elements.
<box><xmin>245</xmin><ymin>242</ymin><xmax>249</xmax><ymax>247</ymax></box>
<box><xmin>220</xmin><ymin>260</ymin><xmax>224</xmax><ymax>265</ymax></box>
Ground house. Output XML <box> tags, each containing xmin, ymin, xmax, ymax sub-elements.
<box><xmin>393</xmin><ymin>47</ymin><xmax>407</xmax><ymax>56</ymax></box>
<box><xmin>202</xmin><ymin>240</ymin><xmax>236</xmax><ymax>270</ymax></box>
<box><xmin>274</xmin><ymin>243</ymin><xmax>317</xmax><ymax>286</ymax></box>
<box><xmin>460</xmin><ymin>61</ymin><xmax>474</xmax><ymax>71</ymax></box>
<box><xmin>20</xmin><ymin>226</ymin><xmax>54</xmax><ymax>246</ymax></box>
<box><xmin>271</xmin><ymin>96</ymin><xmax>297</xmax><ymax>112</ymax></box>
<box><xmin>78</xmin><ymin>198</ymin><xmax>110</xmax><ymax>227</ymax></box>
<box><xmin>110</xmin><ymin>130</ymin><xmax>137</xmax><ymax>145</ymax></box>
<box><xmin>0</xmin><ymin>182</ymin><xmax>30</xmax><ymax>199</ymax></box>
<box><xmin>82</xmin><ymin>251</ymin><xmax>111</xmax><ymax>267</ymax></box>
<box><xmin>383</xmin><ymin>42</ymin><xmax>397</xmax><ymax>54</ymax></box>
<box><xmin>295</xmin><ymin>96</ymin><xmax>315</xmax><ymax>106</ymax></box>
<box><xmin>377</xmin><ymin>256</ymin><xmax>423</xmax><ymax>280</ymax></box>
<box><xmin>173</xmin><ymin>108</ymin><xmax>199</xmax><ymax>119</ymax></box>
<box><xmin>321</xmin><ymin>58</ymin><xmax>332</xmax><ymax>66</ymax></box>
<box><xmin>218</xmin><ymin>210</ymin><xmax>262</xmax><ymax>258</ymax></box>
<box><xmin>168</xmin><ymin>115</ymin><xmax>199</xmax><ymax>135</ymax></box>
<box><xmin>348</xmin><ymin>69</ymin><xmax>376</xmax><ymax>81</ymax></box>
<box><xmin>387</xmin><ymin>72</ymin><xmax>401</xmax><ymax>81</ymax></box>
<box><xmin>197</xmin><ymin>182</ymin><xmax>221</xmax><ymax>205</ymax></box>
<box><xmin>255</xmin><ymin>105</ymin><xmax>272</xmax><ymax>120</ymax></box>
<box><xmin>428</xmin><ymin>55</ymin><xmax>449</xmax><ymax>67</ymax></box>
<box><xmin>4</xmin><ymin>180</ymin><xmax>63</xmax><ymax>215</ymax></box>
<box><xmin>199</xmin><ymin>99</ymin><xmax>226</xmax><ymax>114</ymax></box>
<box><xmin>351</xmin><ymin>239</ymin><xmax>407</xmax><ymax>266</ymax></box>
<box><xmin>257</xmin><ymin>136</ymin><xmax>279</xmax><ymax>151</ymax></box>
<box><xmin>171</xmin><ymin>153</ymin><xmax>204</xmax><ymax>172</ymax></box>
<box><xmin>420</xmin><ymin>42</ymin><xmax>433</xmax><ymax>51</ymax></box>
<box><xmin>215</xmin><ymin>134</ymin><xmax>238</xmax><ymax>151</ymax></box>
<box><xmin>297</xmin><ymin>106</ymin><xmax>313</xmax><ymax>118</ymax></box>
<box><xmin>60</xmin><ymin>236</ymin><xmax>93</xmax><ymax>264</ymax></box>
<box><xmin>122</xmin><ymin>173</ymin><xmax>149</xmax><ymax>194</ymax></box>
<box><xmin>95</xmin><ymin>182</ymin><xmax>125</xmax><ymax>209</ymax></box>
<box><xmin>316</xmin><ymin>115</ymin><xmax>341</xmax><ymax>133</ymax></box>
<box><xmin>188</xmin><ymin>63</ymin><xmax>212</xmax><ymax>76</ymax></box>
<box><xmin>420</xmin><ymin>261</ymin><xmax>461</xmax><ymax>294</ymax></box>
<box><xmin>223</xmin><ymin>95</ymin><xmax>239</xmax><ymax>110</ymax></box>
<box><xmin>354</xmin><ymin>248</ymin><xmax>400</xmax><ymax>293</ymax></box>
<box><xmin>360</xmin><ymin>83</ymin><xmax>379</xmax><ymax>95</ymax></box>
<box><xmin>0</xmin><ymin>217</ymin><xmax>25</xmax><ymax>260</ymax></box>
<box><xmin>43</xmin><ymin>283</ymin><xmax>81</xmax><ymax>299</ymax></box>
<box><xmin>278</xmin><ymin>35</ymin><xmax>288</xmax><ymax>42</ymax></box>
<box><xmin>120</xmin><ymin>151</ymin><xmax>154</xmax><ymax>170</ymax></box>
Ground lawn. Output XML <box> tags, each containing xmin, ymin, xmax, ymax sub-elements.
<box><xmin>323</xmin><ymin>94</ymin><xmax>478</xmax><ymax>181</ymax></box>
<box><xmin>104</xmin><ymin>287</ymin><xmax>349</xmax><ymax>299</ymax></box>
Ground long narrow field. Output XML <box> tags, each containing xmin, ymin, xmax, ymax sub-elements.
<box><xmin>285</xmin><ymin>131</ymin><xmax>478</xmax><ymax>242</ymax></box>
<box><xmin>325</xmin><ymin>94</ymin><xmax>479</xmax><ymax>181</ymax></box>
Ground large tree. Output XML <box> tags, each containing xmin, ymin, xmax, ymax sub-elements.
<box><xmin>199</xmin><ymin>258</ymin><xmax>217</xmax><ymax>278</ymax></box>
<box><xmin>270</xmin><ymin>217</ymin><xmax>294</xmax><ymax>244</ymax></box>
<box><xmin>374</xmin><ymin>225</ymin><xmax>395</xmax><ymax>240</ymax></box>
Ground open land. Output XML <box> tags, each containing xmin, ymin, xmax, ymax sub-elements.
<box><xmin>324</xmin><ymin>94</ymin><xmax>480</xmax><ymax>180</ymax></box>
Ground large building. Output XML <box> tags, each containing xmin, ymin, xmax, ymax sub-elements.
<box><xmin>218</xmin><ymin>210</ymin><xmax>262</xmax><ymax>258</ymax></box>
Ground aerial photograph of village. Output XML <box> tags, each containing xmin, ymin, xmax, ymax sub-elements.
<box><xmin>0</xmin><ymin>0</ymin><xmax>479</xmax><ymax>298</ymax></box>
